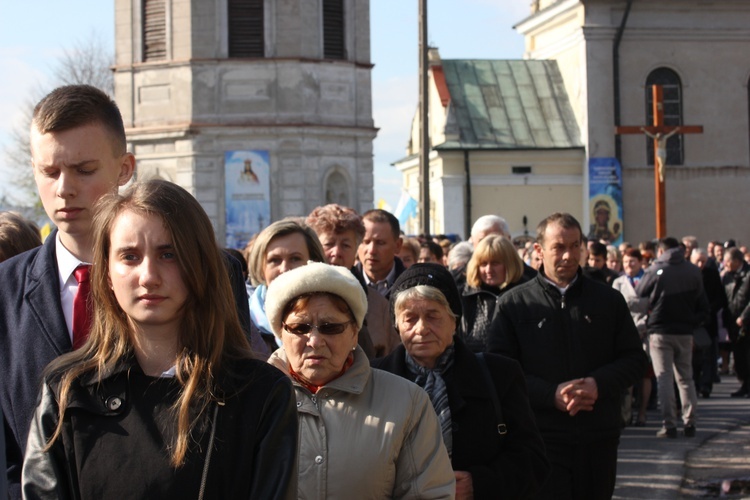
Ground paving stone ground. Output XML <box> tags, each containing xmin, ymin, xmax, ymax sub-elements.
<box><xmin>614</xmin><ymin>378</ymin><xmax>750</xmax><ymax>499</ymax></box>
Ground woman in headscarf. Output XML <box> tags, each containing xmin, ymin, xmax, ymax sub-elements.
<box><xmin>373</xmin><ymin>263</ymin><xmax>549</xmax><ymax>499</ymax></box>
<box><xmin>265</xmin><ymin>262</ymin><xmax>455</xmax><ymax>499</ymax></box>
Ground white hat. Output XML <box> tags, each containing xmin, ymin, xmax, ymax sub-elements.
<box><xmin>265</xmin><ymin>262</ymin><xmax>367</xmax><ymax>339</ymax></box>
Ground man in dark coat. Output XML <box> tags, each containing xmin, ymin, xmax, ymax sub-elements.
<box><xmin>690</xmin><ymin>248</ymin><xmax>727</xmax><ymax>397</ymax></box>
<box><xmin>355</xmin><ymin>209</ymin><xmax>406</xmax><ymax>299</ymax></box>
<box><xmin>722</xmin><ymin>247</ymin><xmax>750</xmax><ymax>397</ymax></box>
<box><xmin>488</xmin><ymin>213</ymin><xmax>646</xmax><ymax>500</ymax></box>
<box><xmin>637</xmin><ymin>237</ymin><xmax>709</xmax><ymax>438</ymax></box>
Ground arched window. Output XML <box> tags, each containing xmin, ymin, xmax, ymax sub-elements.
<box><xmin>645</xmin><ymin>68</ymin><xmax>683</xmax><ymax>165</ymax></box>
<box><xmin>323</xmin><ymin>0</ymin><xmax>345</xmax><ymax>59</ymax></box>
<box><xmin>325</xmin><ymin>171</ymin><xmax>349</xmax><ymax>206</ymax></box>
<box><xmin>228</xmin><ymin>0</ymin><xmax>264</xmax><ymax>58</ymax></box>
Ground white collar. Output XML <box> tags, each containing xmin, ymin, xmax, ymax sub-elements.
<box><xmin>56</xmin><ymin>233</ymin><xmax>91</xmax><ymax>289</ymax></box>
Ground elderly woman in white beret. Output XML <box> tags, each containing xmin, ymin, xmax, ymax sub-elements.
<box><xmin>266</xmin><ymin>262</ymin><xmax>455</xmax><ymax>499</ymax></box>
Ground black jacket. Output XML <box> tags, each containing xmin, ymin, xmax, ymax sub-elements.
<box><xmin>22</xmin><ymin>357</ymin><xmax>298</xmax><ymax>500</ymax></box>
<box><xmin>372</xmin><ymin>337</ymin><xmax>550</xmax><ymax>500</ymax></box>
<box><xmin>458</xmin><ymin>280</ymin><xmax>525</xmax><ymax>353</ymax></box>
<box><xmin>636</xmin><ymin>247</ymin><xmax>709</xmax><ymax>335</ymax></box>
<box><xmin>488</xmin><ymin>268</ymin><xmax>646</xmax><ymax>443</ymax></box>
<box><xmin>354</xmin><ymin>256</ymin><xmax>407</xmax><ymax>299</ymax></box>
<box><xmin>0</xmin><ymin>233</ymin><xmax>256</xmax><ymax>499</ymax></box>
<box><xmin>723</xmin><ymin>261</ymin><xmax>750</xmax><ymax>340</ymax></box>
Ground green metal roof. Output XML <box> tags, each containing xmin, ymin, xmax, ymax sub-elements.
<box><xmin>436</xmin><ymin>59</ymin><xmax>583</xmax><ymax>150</ymax></box>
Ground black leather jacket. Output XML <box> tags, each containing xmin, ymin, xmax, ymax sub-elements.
<box><xmin>22</xmin><ymin>357</ymin><xmax>298</xmax><ymax>500</ymax></box>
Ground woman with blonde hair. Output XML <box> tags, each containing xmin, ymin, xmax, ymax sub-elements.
<box><xmin>460</xmin><ymin>235</ymin><xmax>527</xmax><ymax>352</ymax></box>
<box><xmin>247</xmin><ymin>219</ymin><xmax>326</xmax><ymax>354</ymax></box>
<box><xmin>23</xmin><ymin>180</ymin><xmax>298</xmax><ymax>499</ymax></box>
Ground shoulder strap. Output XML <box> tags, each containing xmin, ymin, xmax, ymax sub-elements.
<box><xmin>475</xmin><ymin>353</ymin><xmax>508</xmax><ymax>439</ymax></box>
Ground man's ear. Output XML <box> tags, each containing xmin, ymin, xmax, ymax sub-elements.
<box><xmin>394</xmin><ymin>235</ymin><xmax>403</xmax><ymax>253</ymax></box>
<box><xmin>118</xmin><ymin>152</ymin><xmax>136</xmax><ymax>186</ymax></box>
<box><xmin>533</xmin><ymin>242</ymin><xmax>543</xmax><ymax>257</ymax></box>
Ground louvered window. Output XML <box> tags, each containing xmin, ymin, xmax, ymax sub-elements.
<box><xmin>645</xmin><ymin>68</ymin><xmax>683</xmax><ymax>165</ymax></box>
<box><xmin>323</xmin><ymin>0</ymin><xmax>345</xmax><ymax>60</ymax></box>
<box><xmin>143</xmin><ymin>0</ymin><xmax>167</xmax><ymax>61</ymax></box>
<box><xmin>228</xmin><ymin>0</ymin><xmax>264</xmax><ymax>58</ymax></box>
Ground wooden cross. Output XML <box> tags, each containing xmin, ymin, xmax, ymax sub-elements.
<box><xmin>616</xmin><ymin>85</ymin><xmax>703</xmax><ymax>238</ymax></box>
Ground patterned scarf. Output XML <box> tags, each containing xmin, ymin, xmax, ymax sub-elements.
<box><xmin>405</xmin><ymin>343</ymin><xmax>455</xmax><ymax>457</ymax></box>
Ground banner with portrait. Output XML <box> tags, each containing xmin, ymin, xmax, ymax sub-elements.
<box><xmin>225</xmin><ymin>150</ymin><xmax>271</xmax><ymax>249</ymax></box>
<box><xmin>588</xmin><ymin>157</ymin><xmax>623</xmax><ymax>246</ymax></box>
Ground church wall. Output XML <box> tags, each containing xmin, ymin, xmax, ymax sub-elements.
<box><xmin>401</xmin><ymin>149</ymin><xmax>585</xmax><ymax>238</ymax></box>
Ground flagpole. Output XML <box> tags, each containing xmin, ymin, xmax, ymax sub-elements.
<box><xmin>418</xmin><ymin>0</ymin><xmax>430</xmax><ymax>238</ymax></box>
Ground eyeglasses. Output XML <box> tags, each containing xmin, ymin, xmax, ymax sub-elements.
<box><xmin>282</xmin><ymin>321</ymin><xmax>353</xmax><ymax>336</ymax></box>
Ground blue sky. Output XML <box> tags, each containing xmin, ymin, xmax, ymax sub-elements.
<box><xmin>0</xmin><ymin>0</ymin><xmax>527</xmax><ymax>208</ymax></box>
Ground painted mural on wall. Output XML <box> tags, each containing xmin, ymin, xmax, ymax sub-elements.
<box><xmin>225</xmin><ymin>150</ymin><xmax>271</xmax><ymax>249</ymax></box>
<box><xmin>588</xmin><ymin>158</ymin><xmax>623</xmax><ymax>246</ymax></box>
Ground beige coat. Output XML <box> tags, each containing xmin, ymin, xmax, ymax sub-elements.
<box><xmin>268</xmin><ymin>346</ymin><xmax>455</xmax><ymax>500</ymax></box>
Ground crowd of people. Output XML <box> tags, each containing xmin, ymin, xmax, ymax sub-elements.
<box><xmin>0</xmin><ymin>83</ymin><xmax>745</xmax><ymax>499</ymax></box>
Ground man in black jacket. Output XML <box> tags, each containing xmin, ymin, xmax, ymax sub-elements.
<box><xmin>637</xmin><ymin>237</ymin><xmax>709</xmax><ymax>438</ymax></box>
<box><xmin>488</xmin><ymin>213</ymin><xmax>646</xmax><ymax>500</ymax></box>
<box><xmin>722</xmin><ymin>247</ymin><xmax>750</xmax><ymax>397</ymax></box>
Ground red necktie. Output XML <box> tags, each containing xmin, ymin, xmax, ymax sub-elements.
<box><xmin>72</xmin><ymin>264</ymin><xmax>92</xmax><ymax>349</ymax></box>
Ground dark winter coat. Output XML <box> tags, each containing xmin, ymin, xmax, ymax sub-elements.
<box><xmin>22</xmin><ymin>357</ymin><xmax>298</xmax><ymax>500</ymax></box>
<box><xmin>636</xmin><ymin>247</ymin><xmax>709</xmax><ymax>335</ymax></box>
<box><xmin>372</xmin><ymin>337</ymin><xmax>550</xmax><ymax>499</ymax></box>
<box><xmin>488</xmin><ymin>268</ymin><xmax>647</xmax><ymax>444</ymax></box>
<box><xmin>458</xmin><ymin>281</ymin><xmax>523</xmax><ymax>353</ymax></box>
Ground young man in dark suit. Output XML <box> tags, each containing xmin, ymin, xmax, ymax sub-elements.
<box><xmin>0</xmin><ymin>85</ymin><xmax>257</xmax><ymax>498</ymax></box>
<box><xmin>0</xmin><ymin>86</ymin><xmax>135</xmax><ymax>498</ymax></box>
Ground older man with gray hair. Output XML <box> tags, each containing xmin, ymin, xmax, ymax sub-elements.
<box><xmin>470</xmin><ymin>215</ymin><xmax>537</xmax><ymax>281</ymax></box>
<box><xmin>470</xmin><ymin>215</ymin><xmax>511</xmax><ymax>247</ymax></box>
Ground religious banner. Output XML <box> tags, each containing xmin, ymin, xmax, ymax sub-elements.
<box><xmin>225</xmin><ymin>150</ymin><xmax>271</xmax><ymax>249</ymax></box>
<box><xmin>588</xmin><ymin>157</ymin><xmax>623</xmax><ymax>246</ymax></box>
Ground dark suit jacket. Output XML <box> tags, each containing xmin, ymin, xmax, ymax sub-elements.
<box><xmin>372</xmin><ymin>337</ymin><xmax>549</xmax><ymax>499</ymax></box>
<box><xmin>0</xmin><ymin>232</ymin><xmax>255</xmax><ymax>499</ymax></box>
<box><xmin>0</xmin><ymin>234</ymin><xmax>68</xmax><ymax>499</ymax></box>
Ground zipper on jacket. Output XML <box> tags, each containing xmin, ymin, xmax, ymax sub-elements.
<box><xmin>561</xmin><ymin>294</ymin><xmax>566</xmax><ymax>309</ymax></box>
<box><xmin>310</xmin><ymin>394</ymin><xmax>318</xmax><ymax>409</ymax></box>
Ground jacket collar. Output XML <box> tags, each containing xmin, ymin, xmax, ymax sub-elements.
<box><xmin>269</xmin><ymin>345</ymin><xmax>371</xmax><ymax>396</ymax></box>
<box><xmin>535</xmin><ymin>265</ymin><xmax>584</xmax><ymax>297</ymax></box>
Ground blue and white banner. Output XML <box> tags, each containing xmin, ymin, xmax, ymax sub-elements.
<box><xmin>225</xmin><ymin>150</ymin><xmax>271</xmax><ymax>249</ymax></box>
<box><xmin>394</xmin><ymin>191</ymin><xmax>418</xmax><ymax>228</ymax></box>
<box><xmin>588</xmin><ymin>157</ymin><xmax>623</xmax><ymax>245</ymax></box>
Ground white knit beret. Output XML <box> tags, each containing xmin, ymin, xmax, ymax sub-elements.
<box><xmin>265</xmin><ymin>261</ymin><xmax>368</xmax><ymax>339</ymax></box>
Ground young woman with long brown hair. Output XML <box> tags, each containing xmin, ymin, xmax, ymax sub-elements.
<box><xmin>22</xmin><ymin>180</ymin><xmax>297</xmax><ymax>499</ymax></box>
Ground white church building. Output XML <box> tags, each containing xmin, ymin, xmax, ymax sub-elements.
<box><xmin>396</xmin><ymin>0</ymin><xmax>750</xmax><ymax>244</ymax></box>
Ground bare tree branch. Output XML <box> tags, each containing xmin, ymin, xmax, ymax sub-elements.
<box><xmin>1</xmin><ymin>32</ymin><xmax>113</xmax><ymax>208</ymax></box>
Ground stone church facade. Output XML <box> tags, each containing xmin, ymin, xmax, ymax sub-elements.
<box><xmin>519</xmin><ymin>0</ymin><xmax>750</xmax><ymax>244</ymax></box>
<box><xmin>113</xmin><ymin>0</ymin><xmax>376</xmax><ymax>244</ymax></box>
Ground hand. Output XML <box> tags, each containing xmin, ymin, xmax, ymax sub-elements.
<box><xmin>737</xmin><ymin>317</ymin><xmax>744</xmax><ymax>327</ymax></box>
<box><xmin>454</xmin><ymin>470</ymin><xmax>474</xmax><ymax>500</ymax></box>
<box><xmin>556</xmin><ymin>377</ymin><xmax>599</xmax><ymax>416</ymax></box>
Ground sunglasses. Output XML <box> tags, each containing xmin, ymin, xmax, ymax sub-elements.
<box><xmin>282</xmin><ymin>321</ymin><xmax>353</xmax><ymax>336</ymax></box>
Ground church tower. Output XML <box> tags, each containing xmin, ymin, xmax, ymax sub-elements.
<box><xmin>113</xmin><ymin>0</ymin><xmax>375</xmax><ymax>247</ymax></box>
